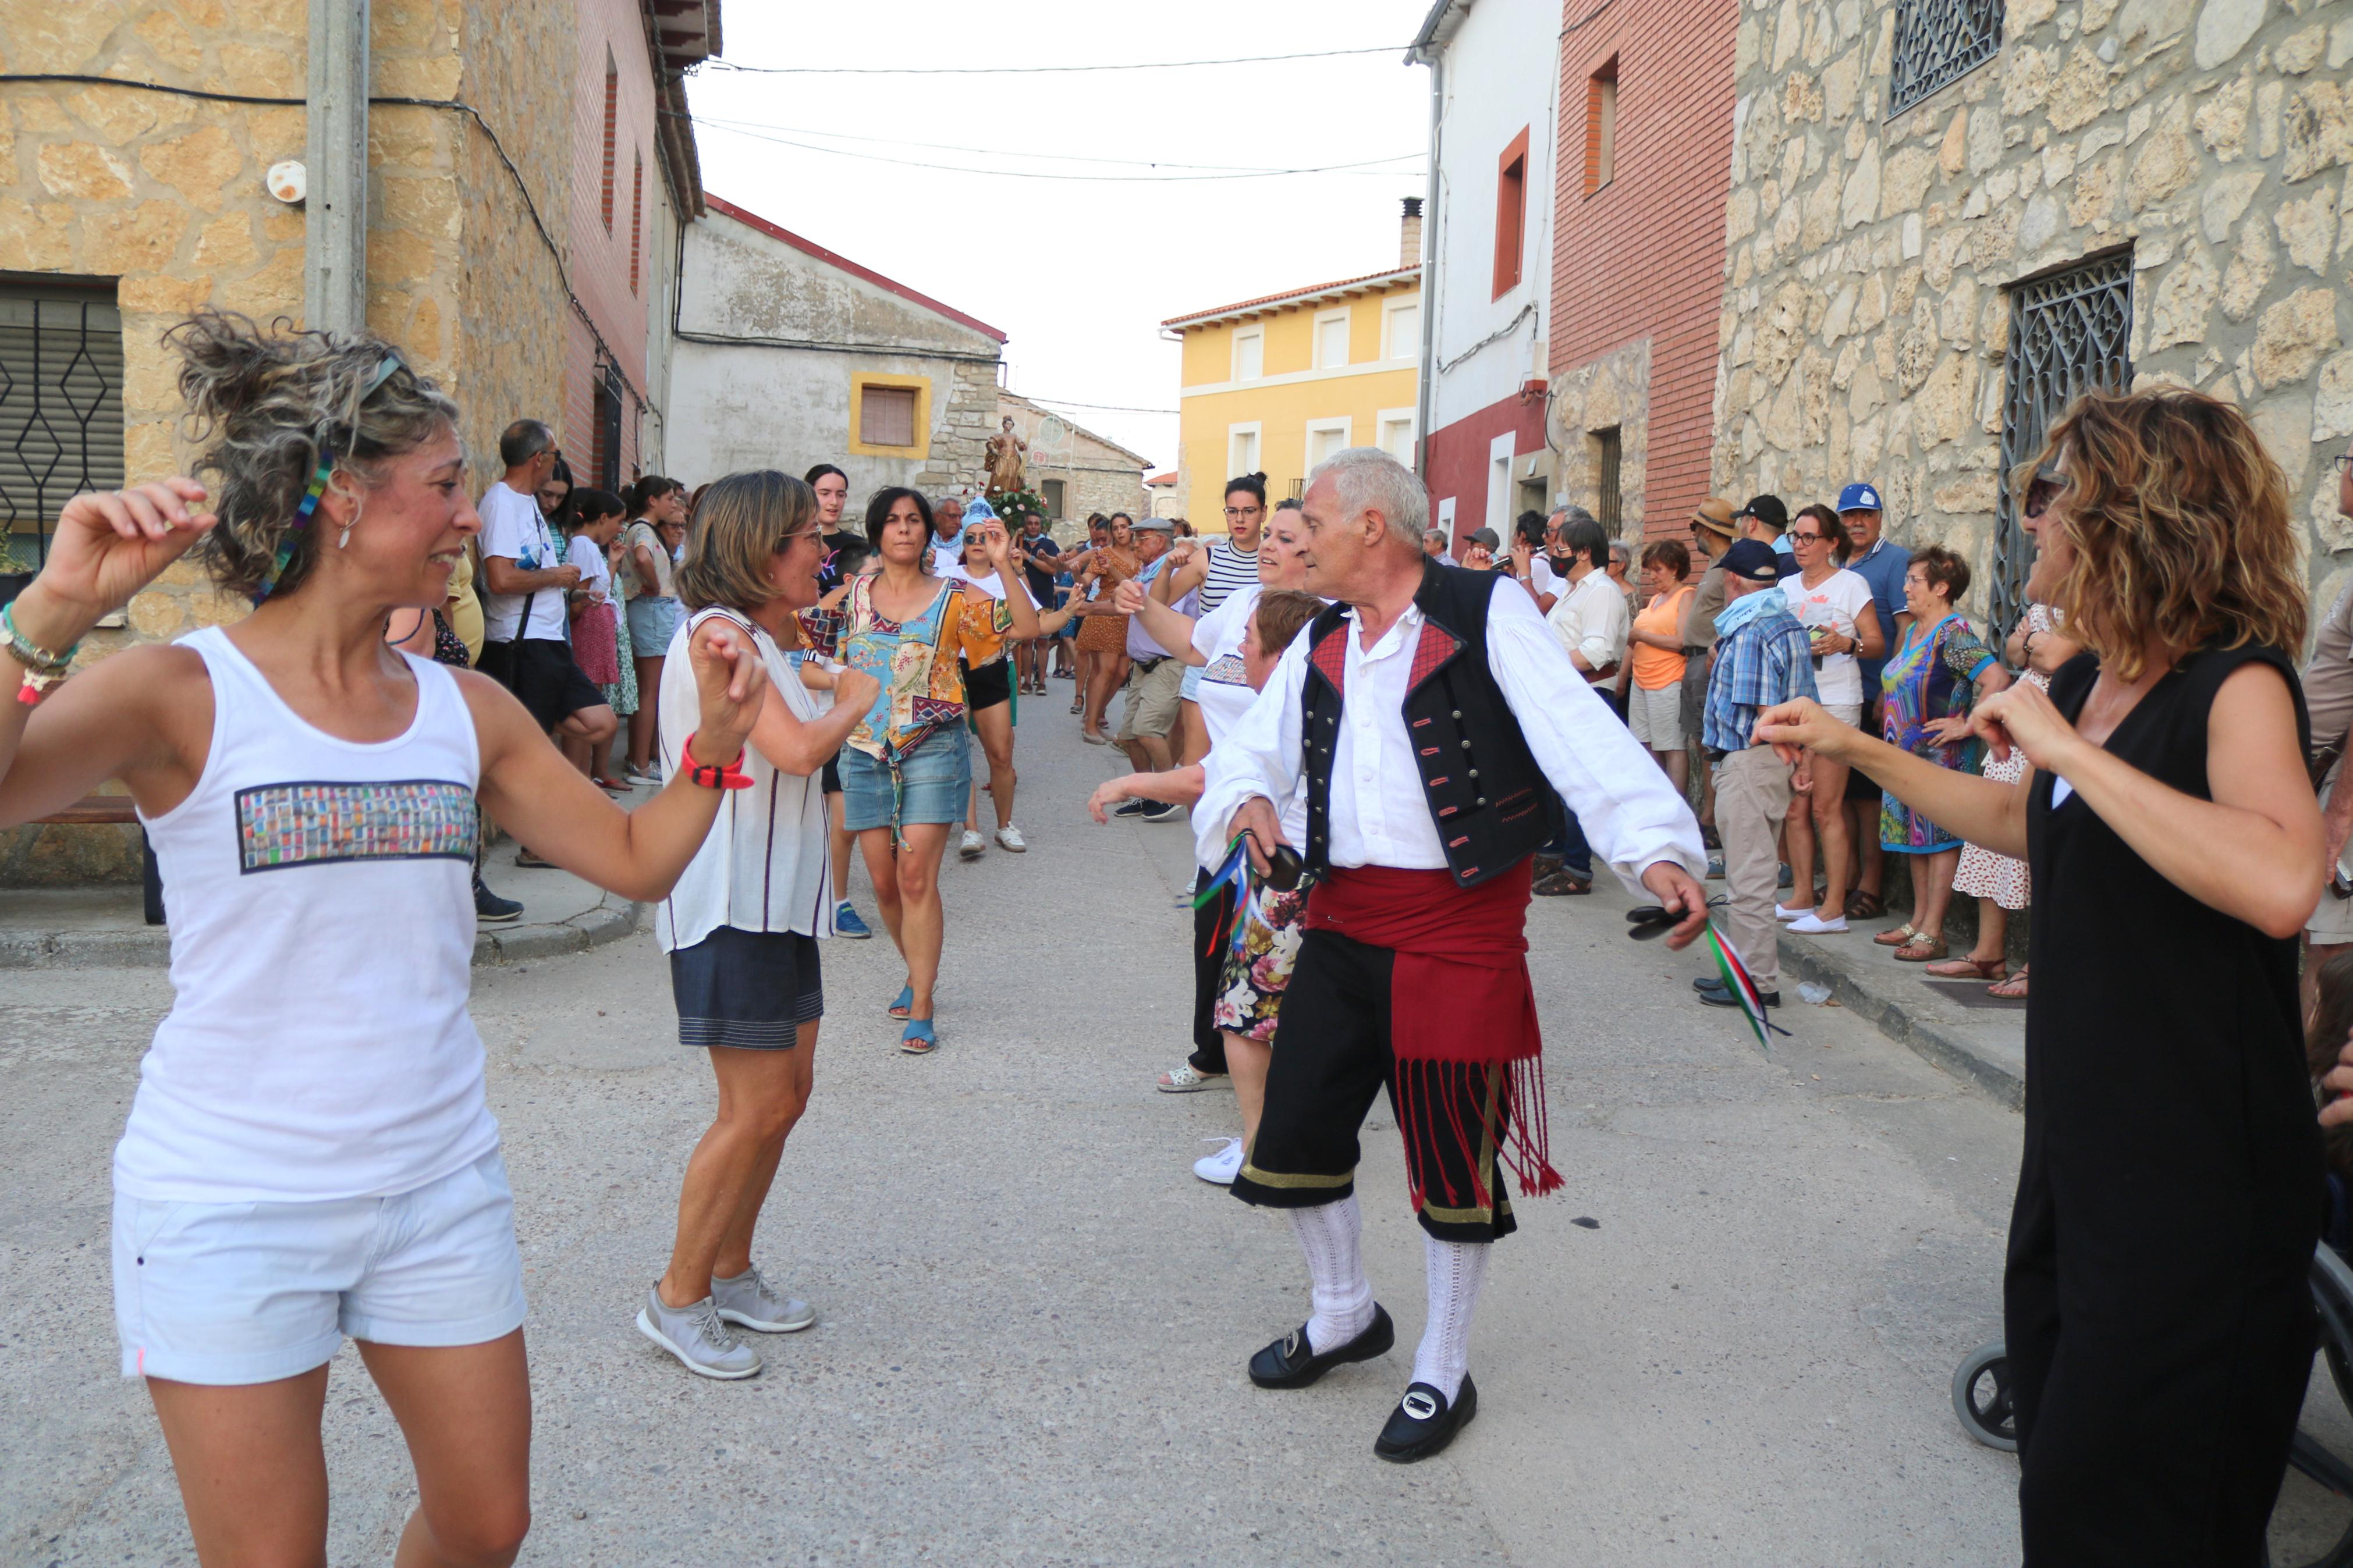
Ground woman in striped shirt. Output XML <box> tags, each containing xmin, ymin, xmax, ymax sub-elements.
<box><xmin>1155</xmin><ymin>473</ymin><xmax>1271</xmax><ymax>763</ymax></box>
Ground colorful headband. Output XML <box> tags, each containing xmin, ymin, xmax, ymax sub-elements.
<box><xmin>253</xmin><ymin>354</ymin><xmax>404</xmax><ymax>602</ymax></box>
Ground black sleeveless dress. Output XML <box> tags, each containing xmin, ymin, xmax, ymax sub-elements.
<box><xmin>2011</xmin><ymin>645</ymin><xmax>2322</xmax><ymax>1565</ymax></box>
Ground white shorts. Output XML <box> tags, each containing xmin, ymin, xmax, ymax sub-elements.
<box><xmin>1627</xmin><ymin>684</ymin><xmax>1682</xmax><ymax>749</ymax></box>
<box><xmin>1822</xmin><ymin>701</ymin><xmax>1864</xmax><ymax>728</ymax></box>
<box><xmin>113</xmin><ymin>1150</ymin><xmax>527</xmax><ymax>1385</ymax></box>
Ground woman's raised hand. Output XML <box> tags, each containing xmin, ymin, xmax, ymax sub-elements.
<box><xmin>1751</xmin><ymin>697</ymin><xmax>1849</xmax><ymax>767</ymax></box>
<box><xmin>27</xmin><ymin>480</ymin><xmax>219</xmax><ymax>638</ymax></box>
<box><xmin>1112</xmin><ymin>580</ymin><xmax>1147</xmax><ymax>616</ymax></box>
<box><xmin>1965</xmin><ymin>681</ymin><xmax>2077</xmax><ymax>772</ymax></box>
<box><xmin>686</xmin><ymin>618</ymin><xmax>768</xmax><ymax>761</ymax></box>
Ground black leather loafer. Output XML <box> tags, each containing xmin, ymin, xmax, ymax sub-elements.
<box><xmin>1699</xmin><ymin>986</ymin><xmax>1780</xmax><ymax>1008</ymax></box>
<box><xmin>1374</xmin><ymin>1375</ymin><xmax>1478</xmax><ymax>1463</ymax></box>
<box><xmin>1247</xmin><ymin>1304</ymin><xmax>1394</xmax><ymax>1389</ymax></box>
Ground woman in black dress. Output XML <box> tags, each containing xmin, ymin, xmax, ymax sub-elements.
<box><xmin>1756</xmin><ymin>387</ymin><xmax>2324</xmax><ymax>1565</ymax></box>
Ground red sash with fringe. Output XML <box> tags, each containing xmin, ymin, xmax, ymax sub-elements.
<box><xmin>1301</xmin><ymin>859</ymin><xmax>1562</xmax><ymax>1203</ymax></box>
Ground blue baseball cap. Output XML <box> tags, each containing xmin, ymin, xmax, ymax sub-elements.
<box><xmin>1721</xmin><ymin>539</ymin><xmax>1795</xmax><ymax>582</ymax></box>
<box><xmin>1837</xmin><ymin>482</ymin><xmax>1883</xmax><ymax>513</ymax></box>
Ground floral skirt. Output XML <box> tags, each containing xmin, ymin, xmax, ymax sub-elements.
<box><xmin>572</xmin><ymin>601</ymin><xmax>620</xmax><ymax>685</ymax></box>
<box><xmin>1212</xmin><ymin>881</ymin><xmax>1310</xmax><ymax>1043</ymax></box>
<box><xmin>1951</xmin><ymin>742</ymin><xmax>2031</xmax><ymax>908</ymax></box>
<box><xmin>602</xmin><ymin>592</ymin><xmax>639</xmax><ymax>716</ymax></box>
<box><xmin>1076</xmin><ymin>611</ymin><xmax>1128</xmax><ymax>655</ymax></box>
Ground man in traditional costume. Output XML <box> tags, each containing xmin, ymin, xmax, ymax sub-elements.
<box><xmin>1197</xmin><ymin>447</ymin><xmax>1708</xmax><ymax>1462</ymax></box>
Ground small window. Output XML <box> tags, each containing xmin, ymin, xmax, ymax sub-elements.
<box><xmin>600</xmin><ymin>54</ymin><xmax>618</xmax><ymax>232</ymax></box>
<box><xmin>629</xmin><ymin>151</ymin><xmax>643</xmax><ymax>296</ymax></box>
<box><xmin>1229</xmin><ymin>424</ymin><xmax>1261</xmax><ymax>478</ymax></box>
<box><xmin>1889</xmin><ymin>0</ymin><xmax>2004</xmax><ymax>119</ymax></box>
<box><xmin>1493</xmin><ymin>128</ymin><xmax>1529</xmax><ymax>298</ymax></box>
<box><xmin>1307</xmin><ymin>419</ymin><xmax>1351</xmax><ymax>472</ymax></box>
<box><xmin>1232</xmin><ymin>327</ymin><xmax>1264</xmax><ymax>382</ymax></box>
<box><xmin>859</xmin><ymin>385</ymin><xmax>918</xmax><ymax>448</ymax></box>
<box><xmin>1385</xmin><ymin>299</ymin><xmax>1419</xmax><ymax>361</ymax></box>
<box><xmin>1314</xmin><ymin>310</ymin><xmax>1350</xmax><ymax>371</ymax></box>
<box><xmin>1592</xmin><ymin>426</ymin><xmax>1623</xmax><ymax>532</ymax></box>
<box><xmin>1587</xmin><ymin>61</ymin><xmax>1617</xmax><ymax>195</ymax></box>
<box><xmin>1379</xmin><ymin>414</ymin><xmax>1416</xmax><ymax>465</ymax></box>
<box><xmin>1040</xmin><ymin>478</ymin><xmax>1066</xmax><ymax>520</ymax></box>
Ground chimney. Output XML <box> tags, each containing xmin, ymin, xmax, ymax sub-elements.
<box><xmin>1400</xmin><ymin>195</ymin><xmax>1424</xmax><ymax>271</ymax></box>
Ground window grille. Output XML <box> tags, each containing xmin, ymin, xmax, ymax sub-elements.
<box><xmin>1992</xmin><ymin>250</ymin><xmax>2132</xmax><ymax>634</ymax></box>
<box><xmin>592</xmin><ymin>362</ymin><xmax>624</xmax><ymax>492</ymax></box>
<box><xmin>0</xmin><ymin>278</ymin><xmax>125</xmax><ymax>565</ymax></box>
<box><xmin>1593</xmin><ymin>426</ymin><xmax>1623</xmax><ymax>534</ymax></box>
<box><xmin>1889</xmin><ymin>0</ymin><xmax>2004</xmax><ymax>119</ymax></box>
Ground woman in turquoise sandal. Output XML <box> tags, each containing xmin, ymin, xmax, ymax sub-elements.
<box><xmin>837</xmin><ymin>488</ymin><xmax>1039</xmax><ymax>1050</ymax></box>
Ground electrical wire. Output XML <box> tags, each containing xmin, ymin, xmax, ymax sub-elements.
<box><xmin>1020</xmin><ymin>396</ymin><xmax>1181</xmax><ymax>416</ymax></box>
<box><xmin>684</xmin><ymin>111</ymin><xmax>1416</xmax><ymax>175</ymax></box>
<box><xmin>692</xmin><ymin>117</ymin><xmax>1419</xmax><ymax>183</ymax></box>
<box><xmin>701</xmin><ymin>45</ymin><xmax>1410</xmax><ymax>76</ymax></box>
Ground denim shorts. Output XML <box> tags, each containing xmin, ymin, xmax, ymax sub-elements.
<box><xmin>626</xmin><ymin>594</ymin><xmax>682</xmax><ymax>655</ymax></box>
<box><xmin>842</xmin><ymin>725</ymin><xmax>972</xmax><ymax>831</ymax></box>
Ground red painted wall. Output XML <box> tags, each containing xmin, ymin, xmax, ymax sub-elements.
<box><xmin>1550</xmin><ymin>0</ymin><xmax>1736</xmax><ymax>539</ymax></box>
<box><xmin>559</xmin><ymin>0</ymin><xmax>660</xmax><ymax>488</ymax></box>
<box><xmin>1425</xmin><ymin>392</ymin><xmax>1549</xmax><ymax>548</ymax></box>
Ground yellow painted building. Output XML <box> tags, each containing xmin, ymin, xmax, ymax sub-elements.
<box><xmin>1162</xmin><ymin>245</ymin><xmax>1421</xmax><ymax>527</ymax></box>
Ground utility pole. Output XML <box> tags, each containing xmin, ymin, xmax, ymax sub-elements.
<box><xmin>304</xmin><ymin>0</ymin><xmax>370</xmax><ymax>333</ymax></box>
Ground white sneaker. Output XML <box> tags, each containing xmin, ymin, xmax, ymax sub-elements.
<box><xmin>1193</xmin><ymin>1136</ymin><xmax>1245</xmax><ymax>1185</ymax></box>
<box><xmin>959</xmin><ymin>829</ymin><xmax>985</xmax><ymax>860</ymax></box>
<box><xmin>995</xmin><ymin>824</ymin><xmax>1027</xmax><ymax>852</ymax></box>
<box><xmin>1774</xmin><ymin>902</ymin><xmax>1813</xmax><ymax>922</ymax></box>
<box><xmin>1786</xmin><ymin>912</ymin><xmax>1850</xmax><ymax>934</ymax></box>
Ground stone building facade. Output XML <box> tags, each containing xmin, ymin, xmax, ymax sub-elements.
<box><xmin>0</xmin><ymin>0</ymin><xmax>708</xmax><ymax>883</ymax></box>
<box><xmin>1710</xmin><ymin>0</ymin><xmax>2353</xmax><ymax>627</ymax></box>
<box><xmin>996</xmin><ymin>390</ymin><xmax>1149</xmax><ymax>528</ymax></box>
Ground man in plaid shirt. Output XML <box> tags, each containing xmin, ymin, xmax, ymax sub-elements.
<box><xmin>1699</xmin><ymin>540</ymin><xmax>1816</xmax><ymax>1009</ymax></box>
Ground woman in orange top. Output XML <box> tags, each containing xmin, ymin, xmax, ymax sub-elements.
<box><xmin>1068</xmin><ymin>513</ymin><xmax>1139</xmax><ymax>745</ymax></box>
<box><xmin>1623</xmin><ymin>539</ymin><xmax>1696</xmax><ymax>795</ymax></box>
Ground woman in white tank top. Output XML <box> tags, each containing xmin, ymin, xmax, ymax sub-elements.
<box><xmin>0</xmin><ymin>317</ymin><xmax>768</xmax><ymax>1566</ymax></box>
<box><xmin>632</xmin><ymin>471</ymin><xmax>881</xmax><ymax>1381</ymax></box>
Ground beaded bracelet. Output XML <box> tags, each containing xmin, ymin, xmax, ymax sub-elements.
<box><xmin>3</xmin><ymin>602</ymin><xmax>79</xmax><ymax>705</ymax></box>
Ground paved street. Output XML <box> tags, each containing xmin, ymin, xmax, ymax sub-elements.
<box><xmin>5</xmin><ymin>703</ymin><xmax>2049</xmax><ymax>1565</ymax></box>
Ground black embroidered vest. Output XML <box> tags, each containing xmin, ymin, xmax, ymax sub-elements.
<box><xmin>1300</xmin><ymin>561</ymin><xmax>1549</xmax><ymax>888</ymax></box>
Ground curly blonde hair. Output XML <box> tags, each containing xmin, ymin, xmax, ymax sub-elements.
<box><xmin>2033</xmin><ymin>387</ymin><xmax>2305</xmax><ymax>682</ymax></box>
<box><xmin>167</xmin><ymin>312</ymin><xmax>460</xmax><ymax>600</ymax></box>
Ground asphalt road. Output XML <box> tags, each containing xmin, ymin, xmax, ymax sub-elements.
<box><xmin>0</xmin><ymin>691</ymin><xmax>2199</xmax><ymax>1566</ymax></box>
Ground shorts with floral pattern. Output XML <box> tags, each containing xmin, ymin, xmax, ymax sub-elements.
<box><xmin>1212</xmin><ymin>880</ymin><xmax>1310</xmax><ymax>1043</ymax></box>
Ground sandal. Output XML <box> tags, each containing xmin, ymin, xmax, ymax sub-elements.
<box><xmin>1844</xmin><ymin>890</ymin><xmax>1885</xmax><ymax>920</ymax></box>
<box><xmin>1894</xmin><ymin>933</ymin><xmax>1948</xmax><ymax>962</ymax></box>
<box><xmin>1987</xmin><ymin>966</ymin><xmax>2029</xmax><ymax>1000</ymax></box>
<box><xmin>1872</xmin><ymin>923</ymin><xmax>1918</xmax><ymax>948</ymax></box>
<box><xmin>1923</xmin><ymin>956</ymin><xmax>2007</xmax><ymax>981</ymax></box>
<box><xmin>888</xmin><ymin>983</ymin><xmax>914</xmax><ymax>1020</ymax></box>
<box><xmin>900</xmin><ymin>1018</ymin><xmax>936</xmax><ymax>1054</ymax></box>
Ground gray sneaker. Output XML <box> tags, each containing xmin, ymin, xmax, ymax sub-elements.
<box><xmin>636</xmin><ymin>1287</ymin><xmax>762</xmax><ymax>1379</ymax></box>
<box><xmin>711</xmin><ymin>1265</ymin><xmax>817</xmax><ymax>1334</ymax></box>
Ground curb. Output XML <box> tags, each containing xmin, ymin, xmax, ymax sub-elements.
<box><xmin>0</xmin><ymin>899</ymin><xmax>645</xmax><ymax>971</ymax></box>
<box><xmin>1776</xmin><ymin>926</ymin><xmax>2025</xmax><ymax>1110</ymax></box>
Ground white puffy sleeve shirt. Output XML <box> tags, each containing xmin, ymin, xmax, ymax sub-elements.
<box><xmin>1195</xmin><ymin>575</ymin><xmax>1704</xmax><ymax>897</ymax></box>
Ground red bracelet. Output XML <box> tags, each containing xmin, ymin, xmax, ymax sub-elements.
<box><xmin>682</xmin><ymin>731</ymin><xmax>752</xmax><ymax>790</ymax></box>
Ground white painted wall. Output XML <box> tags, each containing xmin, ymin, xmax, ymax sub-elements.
<box><xmin>1424</xmin><ymin>0</ymin><xmax>1560</xmax><ymax>435</ymax></box>
<box><xmin>666</xmin><ymin>208</ymin><xmax>1003</xmax><ymax>499</ymax></box>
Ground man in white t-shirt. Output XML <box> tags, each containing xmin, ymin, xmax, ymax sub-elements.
<box><xmin>474</xmin><ymin>420</ymin><xmax>615</xmax><ymax>782</ymax></box>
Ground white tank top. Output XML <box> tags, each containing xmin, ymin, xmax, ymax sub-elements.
<box><xmin>114</xmin><ymin>627</ymin><xmax>500</xmax><ymax>1203</ymax></box>
<box><xmin>654</xmin><ymin>607</ymin><xmax>836</xmax><ymax>950</ymax></box>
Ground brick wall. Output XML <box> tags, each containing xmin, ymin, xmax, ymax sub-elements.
<box><xmin>560</xmin><ymin>0</ymin><xmax>661</xmax><ymax>488</ymax></box>
<box><xmin>1550</xmin><ymin>0</ymin><xmax>1738</xmax><ymax>538</ymax></box>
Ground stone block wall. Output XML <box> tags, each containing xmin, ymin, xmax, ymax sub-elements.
<box><xmin>914</xmin><ymin>359</ymin><xmax>1000</xmax><ymax>496</ymax></box>
<box><xmin>1710</xmin><ymin>0</ymin><xmax>2352</xmax><ymax>622</ymax></box>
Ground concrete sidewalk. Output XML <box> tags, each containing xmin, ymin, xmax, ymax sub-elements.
<box><xmin>0</xmin><ymin>858</ymin><xmax>640</xmax><ymax>970</ymax></box>
<box><xmin>1776</xmin><ymin>916</ymin><xmax>2027</xmax><ymax>1108</ymax></box>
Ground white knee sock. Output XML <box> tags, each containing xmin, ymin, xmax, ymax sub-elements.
<box><xmin>1287</xmin><ymin>1196</ymin><xmax>1375</xmax><ymax>1353</ymax></box>
<box><xmin>1411</xmin><ymin>1235</ymin><xmax>1490</xmax><ymax>1402</ymax></box>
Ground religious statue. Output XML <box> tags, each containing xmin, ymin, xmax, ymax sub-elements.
<box><xmin>984</xmin><ymin>415</ymin><xmax>1028</xmax><ymax>499</ymax></box>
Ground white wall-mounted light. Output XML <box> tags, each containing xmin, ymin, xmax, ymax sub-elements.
<box><xmin>266</xmin><ymin>161</ymin><xmax>307</xmax><ymax>204</ymax></box>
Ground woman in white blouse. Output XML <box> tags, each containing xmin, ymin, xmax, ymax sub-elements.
<box><xmin>638</xmin><ymin>471</ymin><xmax>880</xmax><ymax>1381</ymax></box>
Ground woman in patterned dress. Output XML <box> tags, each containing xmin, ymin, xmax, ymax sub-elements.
<box><xmin>1872</xmin><ymin>545</ymin><xmax>2010</xmax><ymax>962</ymax></box>
<box><xmin>836</xmin><ymin>487</ymin><xmax>1038</xmax><ymax>1051</ymax></box>
<box><xmin>1069</xmin><ymin>513</ymin><xmax>1138</xmax><ymax>744</ymax></box>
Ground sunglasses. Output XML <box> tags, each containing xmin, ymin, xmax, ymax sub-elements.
<box><xmin>2024</xmin><ymin>466</ymin><xmax>2070</xmax><ymax>520</ymax></box>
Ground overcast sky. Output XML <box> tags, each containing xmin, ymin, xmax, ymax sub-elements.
<box><xmin>684</xmin><ymin>0</ymin><xmax>1437</xmax><ymax>471</ymax></box>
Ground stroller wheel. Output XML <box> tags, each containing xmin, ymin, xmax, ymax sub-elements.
<box><xmin>1953</xmin><ymin>1341</ymin><xmax>2019</xmax><ymax>1453</ymax></box>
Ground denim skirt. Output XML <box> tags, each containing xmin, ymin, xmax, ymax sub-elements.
<box><xmin>626</xmin><ymin>594</ymin><xmax>683</xmax><ymax>655</ymax></box>
<box><xmin>842</xmin><ymin>725</ymin><xmax>971</xmax><ymax>832</ymax></box>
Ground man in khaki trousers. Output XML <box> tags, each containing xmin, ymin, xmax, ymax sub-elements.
<box><xmin>1694</xmin><ymin>541</ymin><xmax>1815</xmax><ymax>1009</ymax></box>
